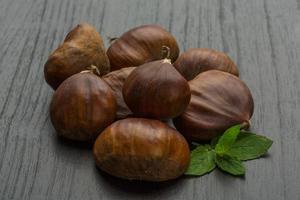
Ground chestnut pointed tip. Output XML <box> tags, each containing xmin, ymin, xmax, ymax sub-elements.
<box><xmin>80</xmin><ymin>65</ymin><xmax>101</xmax><ymax>76</ymax></box>
<box><xmin>162</xmin><ymin>58</ymin><xmax>171</xmax><ymax>64</ymax></box>
<box><xmin>241</xmin><ymin>120</ymin><xmax>251</xmax><ymax>130</ymax></box>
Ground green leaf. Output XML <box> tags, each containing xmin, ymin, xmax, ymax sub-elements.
<box><xmin>185</xmin><ymin>145</ymin><xmax>216</xmax><ymax>176</ymax></box>
<box><xmin>210</xmin><ymin>134</ymin><xmax>221</xmax><ymax>148</ymax></box>
<box><xmin>215</xmin><ymin>124</ymin><xmax>241</xmax><ymax>155</ymax></box>
<box><xmin>227</xmin><ymin>131</ymin><xmax>273</xmax><ymax>161</ymax></box>
<box><xmin>215</xmin><ymin>154</ymin><xmax>245</xmax><ymax>176</ymax></box>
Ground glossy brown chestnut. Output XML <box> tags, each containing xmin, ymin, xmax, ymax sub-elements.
<box><xmin>93</xmin><ymin>118</ymin><xmax>190</xmax><ymax>182</ymax></box>
<box><xmin>174</xmin><ymin>48</ymin><xmax>238</xmax><ymax>81</ymax></box>
<box><xmin>107</xmin><ymin>24</ymin><xmax>179</xmax><ymax>71</ymax></box>
<box><xmin>102</xmin><ymin>67</ymin><xmax>135</xmax><ymax>119</ymax></box>
<box><xmin>44</xmin><ymin>23</ymin><xmax>110</xmax><ymax>89</ymax></box>
<box><xmin>50</xmin><ymin>72</ymin><xmax>117</xmax><ymax>141</ymax></box>
<box><xmin>173</xmin><ymin>70</ymin><xmax>254</xmax><ymax>141</ymax></box>
<box><xmin>122</xmin><ymin>59</ymin><xmax>191</xmax><ymax>119</ymax></box>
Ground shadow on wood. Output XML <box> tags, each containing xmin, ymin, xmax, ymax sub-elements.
<box><xmin>94</xmin><ymin>166</ymin><xmax>185</xmax><ymax>194</ymax></box>
<box><xmin>54</xmin><ymin>134</ymin><xmax>93</xmax><ymax>149</ymax></box>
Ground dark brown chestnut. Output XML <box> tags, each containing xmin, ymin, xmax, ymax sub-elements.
<box><xmin>102</xmin><ymin>67</ymin><xmax>135</xmax><ymax>119</ymax></box>
<box><xmin>93</xmin><ymin>118</ymin><xmax>190</xmax><ymax>182</ymax></box>
<box><xmin>50</xmin><ymin>70</ymin><xmax>117</xmax><ymax>141</ymax></box>
<box><xmin>173</xmin><ymin>70</ymin><xmax>254</xmax><ymax>141</ymax></box>
<box><xmin>122</xmin><ymin>59</ymin><xmax>191</xmax><ymax>119</ymax></box>
<box><xmin>174</xmin><ymin>48</ymin><xmax>238</xmax><ymax>81</ymax></box>
<box><xmin>44</xmin><ymin>23</ymin><xmax>110</xmax><ymax>89</ymax></box>
<box><xmin>107</xmin><ymin>24</ymin><xmax>179</xmax><ymax>71</ymax></box>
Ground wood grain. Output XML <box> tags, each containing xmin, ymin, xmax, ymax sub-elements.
<box><xmin>0</xmin><ymin>0</ymin><xmax>299</xmax><ymax>199</ymax></box>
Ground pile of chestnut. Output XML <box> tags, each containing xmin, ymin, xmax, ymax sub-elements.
<box><xmin>44</xmin><ymin>23</ymin><xmax>254</xmax><ymax>182</ymax></box>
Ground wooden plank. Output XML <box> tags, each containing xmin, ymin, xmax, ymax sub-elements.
<box><xmin>0</xmin><ymin>0</ymin><xmax>299</xmax><ymax>199</ymax></box>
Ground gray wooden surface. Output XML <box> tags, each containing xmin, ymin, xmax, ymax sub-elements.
<box><xmin>0</xmin><ymin>0</ymin><xmax>299</xmax><ymax>199</ymax></box>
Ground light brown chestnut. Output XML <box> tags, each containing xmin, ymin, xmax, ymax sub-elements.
<box><xmin>107</xmin><ymin>24</ymin><xmax>179</xmax><ymax>71</ymax></box>
<box><xmin>173</xmin><ymin>70</ymin><xmax>254</xmax><ymax>141</ymax></box>
<box><xmin>44</xmin><ymin>23</ymin><xmax>110</xmax><ymax>89</ymax></box>
<box><xmin>122</xmin><ymin>59</ymin><xmax>191</xmax><ymax>119</ymax></box>
<box><xmin>102</xmin><ymin>67</ymin><xmax>135</xmax><ymax>119</ymax></box>
<box><xmin>93</xmin><ymin>118</ymin><xmax>190</xmax><ymax>182</ymax></box>
<box><xmin>50</xmin><ymin>70</ymin><xmax>117</xmax><ymax>141</ymax></box>
<box><xmin>174</xmin><ymin>48</ymin><xmax>238</xmax><ymax>81</ymax></box>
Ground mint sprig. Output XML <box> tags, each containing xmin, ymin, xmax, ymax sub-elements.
<box><xmin>185</xmin><ymin>124</ymin><xmax>273</xmax><ymax>177</ymax></box>
<box><xmin>185</xmin><ymin>145</ymin><xmax>216</xmax><ymax>176</ymax></box>
<box><xmin>227</xmin><ymin>131</ymin><xmax>273</xmax><ymax>161</ymax></box>
<box><xmin>215</xmin><ymin>124</ymin><xmax>241</xmax><ymax>155</ymax></box>
<box><xmin>215</xmin><ymin>154</ymin><xmax>245</xmax><ymax>176</ymax></box>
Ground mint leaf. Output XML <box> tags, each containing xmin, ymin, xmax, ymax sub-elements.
<box><xmin>215</xmin><ymin>124</ymin><xmax>241</xmax><ymax>155</ymax></box>
<box><xmin>215</xmin><ymin>155</ymin><xmax>245</xmax><ymax>176</ymax></box>
<box><xmin>211</xmin><ymin>134</ymin><xmax>221</xmax><ymax>148</ymax></box>
<box><xmin>227</xmin><ymin>131</ymin><xmax>273</xmax><ymax>161</ymax></box>
<box><xmin>185</xmin><ymin>145</ymin><xmax>216</xmax><ymax>176</ymax></box>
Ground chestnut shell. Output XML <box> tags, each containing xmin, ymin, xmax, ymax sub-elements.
<box><xmin>174</xmin><ymin>48</ymin><xmax>238</xmax><ymax>81</ymax></box>
<box><xmin>107</xmin><ymin>24</ymin><xmax>179</xmax><ymax>71</ymax></box>
<box><xmin>44</xmin><ymin>23</ymin><xmax>110</xmax><ymax>89</ymax></box>
<box><xmin>102</xmin><ymin>67</ymin><xmax>135</xmax><ymax>119</ymax></box>
<box><xmin>122</xmin><ymin>60</ymin><xmax>191</xmax><ymax>119</ymax></box>
<box><xmin>50</xmin><ymin>72</ymin><xmax>117</xmax><ymax>141</ymax></box>
<box><xmin>93</xmin><ymin>118</ymin><xmax>190</xmax><ymax>182</ymax></box>
<box><xmin>173</xmin><ymin>70</ymin><xmax>254</xmax><ymax>141</ymax></box>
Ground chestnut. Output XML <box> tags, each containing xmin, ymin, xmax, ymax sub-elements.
<box><xmin>44</xmin><ymin>23</ymin><xmax>110</xmax><ymax>89</ymax></box>
<box><xmin>173</xmin><ymin>70</ymin><xmax>254</xmax><ymax>141</ymax></box>
<box><xmin>102</xmin><ymin>67</ymin><xmax>136</xmax><ymax>119</ymax></box>
<box><xmin>50</xmin><ymin>69</ymin><xmax>117</xmax><ymax>141</ymax></box>
<box><xmin>107</xmin><ymin>24</ymin><xmax>179</xmax><ymax>71</ymax></box>
<box><xmin>174</xmin><ymin>48</ymin><xmax>238</xmax><ymax>81</ymax></box>
<box><xmin>93</xmin><ymin>118</ymin><xmax>190</xmax><ymax>182</ymax></box>
<box><xmin>122</xmin><ymin>58</ymin><xmax>191</xmax><ymax>119</ymax></box>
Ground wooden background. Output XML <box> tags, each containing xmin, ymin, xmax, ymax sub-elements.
<box><xmin>0</xmin><ymin>0</ymin><xmax>299</xmax><ymax>199</ymax></box>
